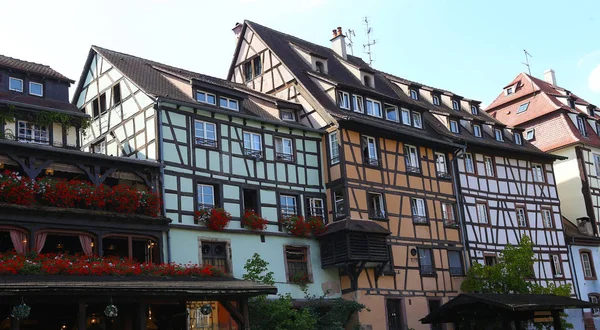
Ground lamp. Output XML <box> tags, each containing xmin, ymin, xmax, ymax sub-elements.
<box><xmin>45</xmin><ymin>169</ymin><xmax>54</xmax><ymax>175</ymax></box>
<box><xmin>56</xmin><ymin>242</ymin><xmax>64</xmax><ymax>249</ymax></box>
<box><xmin>107</xmin><ymin>244</ymin><xmax>116</xmax><ymax>251</ymax></box>
<box><xmin>0</xmin><ymin>163</ymin><xmax>4</xmax><ymax>169</ymax></box>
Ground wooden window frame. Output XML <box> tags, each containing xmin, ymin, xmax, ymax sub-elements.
<box><xmin>352</xmin><ymin>95</ymin><xmax>364</xmax><ymax>113</ymax></box>
<box><xmin>577</xmin><ymin>116</ymin><xmax>588</xmax><ymax>137</ymax></box>
<box><xmin>542</xmin><ymin>209</ymin><xmax>554</xmax><ymax>229</ymax></box>
<box><xmin>435</xmin><ymin>152</ymin><xmax>451</xmax><ymax>179</ymax></box>
<box><xmin>337</xmin><ymin>91</ymin><xmax>350</xmax><ymax>110</ymax></box>
<box><xmin>306</xmin><ymin>196</ymin><xmax>325</xmax><ymax>219</ymax></box>
<box><xmin>514</xmin><ymin>132</ymin><xmax>523</xmax><ymax>145</ymax></box>
<box><xmin>516</xmin><ymin>207</ymin><xmax>528</xmax><ymax>228</ymax></box>
<box><xmin>274</xmin><ymin>136</ymin><xmax>296</xmax><ymax>163</ymax></box>
<box><xmin>411</xmin><ymin>197</ymin><xmax>428</xmax><ymax>225</ymax></box>
<box><xmin>17</xmin><ymin>120</ymin><xmax>49</xmax><ymax>145</ymax></box>
<box><xmin>580</xmin><ymin>249</ymin><xmax>597</xmax><ymax>280</ymax></box>
<box><xmin>384</xmin><ymin>104</ymin><xmax>399</xmax><ymax>122</ymax></box>
<box><xmin>412</xmin><ymin>111</ymin><xmax>422</xmax><ymax>129</ymax></box>
<box><xmin>442</xmin><ymin>203</ymin><xmax>456</xmax><ymax>226</ymax></box>
<box><xmin>367</xmin><ymin>192</ymin><xmax>386</xmax><ymax>220</ymax></box>
<box><xmin>532</xmin><ymin>163</ymin><xmax>545</xmax><ymax>183</ymax></box>
<box><xmin>242</xmin><ymin>131</ymin><xmax>263</xmax><ymax>160</ymax></box>
<box><xmin>448</xmin><ymin>249</ymin><xmax>464</xmax><ymax>276</ymax></box>
<box><xmin>494</xmin><ymin>128</ymin><xmax>504</xmax><ymax>142</ymax></box>
<box><xmin>464</xmin><ymin>153</ymin><xmax>475</xmax><ymax>174</ymax></box>
<box><xmin>279</xmin><ymin>194</ymin><xmax>298</xmax><ymax>217</ymax></box>
<box><xmin>452</xmin><ymin>99</ymin><xmax>460</xmax><ymax>111</ymax></box>
<box><xmin>198</xmin><ymin>237</ymin><xmax>232</xmax><ymax>275</ymax></box>
<box><xmin>29</xmin><ymin>81</ymin><xmax>44</xmax><ymax>97</ymax></box>
<box><xmin>593</xmin><ymin>154</ymin><xmax>600</xmax><ymax>176</ymax></box>
<box><xmin>517</xmin><ymin>102</ymin><xmax>529</xmax><ymax>113</ymax></box>
<box><xmin>283</xmin><ymin>245</ymin><xmax>313</xmax><ymax>283</ymax></box>
<box><xmin>484</xmin><ymin>253</ymin><xmax>498</xmax><ymax>266</ymax></box>
<box><xmin>410</xmin><ymin>89</ymin><xmax>418</xmax><ymax>100</ymax></box>
<box><xmin>417</xmin><ymin>247</ymin><xmax>435</xmax><ymax>276</ymax></box>
<box><xmin>361</xmin><ymin>135</ymin><xmax>380</xmax><ymax>167</ymax></box>
<box><xmin>449</xmin><ymin>119</ymin><xmax>460</xmax><ymax>133</ymax></box>
<box><xmin>219</xmin><ymin>96</ymin><xmax>240</xmax><ymax>111</ymax></box>
<box><xmin>242</xmin><ymin>56</ymin><xmax>262</xmax><ymax>82</ymax></box>
<box><xmin>432</xmin><ymin>94</ymin><xmax>440</xmax><ymax>106</ymax></box>
<box><xmin>332</xmin><ymin>187</ymin><xmax>346</xmax><ymax>220</ymax></box>
<box><xmin>476</xmin><ymin>202</ymin><xmax>490</xmax><ymax>225</ymax></box>
<box><xmin>280</xmin><ymin>109</ymin><xmax>296</xmax><ymax>122</ymax></box>
<box><xmin>473</xmin><ymin>124</ymin><xmax>482</xmax><ymax>138</ymax></box>
<box><xmin>404</xmin><ymin>144</ymin><xmax>421</xmax><ymax>174</ymax></box>
<box><xmin>194</xmin><ymin>119</ymin><xmax>218</xmax><ymax>149</ymax></box>
<box><xmin>102</xmin><ymin>233</ymin><xmax>159</xmax><ymax>263</ymax></box>
<box><xmin>525</xmin><ymin>129</ymin><xmax>535</xmax><ymax>140</ymax></box>
<box><xmin>196</xmin><ymin>183</ymin><xmax>218</xmax><ymax>211</ymax></box>
<box><xmin>470</xmin><ymin>105</ymin><xmax>478</xmax><ymax>115</ymax></box>
<box><xmin>328</xmin><ymin>131</ymin><xmax>340</xmax><ymax>165</ymax></box>
<box><xmin>550</xmin><ymin>254</ymin><xmax>564</xmax><ymax>278</ymax></box>
<box><xmin>401</xmin><ymin>109</ymin><xmax>411</xmax><ymax>125</ymax></box>
<box><xmin>589</xmin><ymin>294</ymin><xmax>600</xmax><ymax>316</ymax></box>
<box><xmin>484</xmin><ymin>156</ymin><xmax>495</xmax><ymax>177</ymax></box>
<box><xmin>366</xmin><ymin>98</ymin><xmax>383</xmax><ymax>118</ymax></box>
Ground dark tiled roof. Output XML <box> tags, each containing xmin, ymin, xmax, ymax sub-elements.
<box><xmin>0</xmin><ymin>54</ymin><xmax>74</xmax><ymax>83</ymax></box>
<box><xmin>0</xmin><ymin>91</ymin><xmax>81</xmax><ymax>115</ymax></box>
<box><xmin>320</xmin><ymin>218</ymin><xmax>390</xmax><ymax>236</ymax></box>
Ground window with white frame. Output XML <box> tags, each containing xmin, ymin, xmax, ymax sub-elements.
<box><xmin>505</xmin><ymin>87</ymin><xmax>514</xmax><ymax>95</ymax></box>
<box><xmin>333</xmin><ymin>188</ymin><xmax>345</xmax><ymax>219</ymax></box>
<box><xmin>435</xmin><ymin>152</ymin><xmax>448</xmax><ymax>176</ymax></box>
<box><xmin>385</xmin><ymin>104</ymin><xmax>398</xmax><ymax>122</ymax></box>
<box><xmin>590</xmin><ymin>295</ymin><xmax>600</xmax><ymax>315</ymax></box>
<box><xmin>307</xmin><ymin>197</ymin><xmax>324</xmax><ymax>218</ymax></box>
<box><xmin>516</xmin><ymin>208</ymin><xmax>527</xmax><ymax>227</ymax></box>
<box><xmin>29</xmin><ymin>82</ymin><xmax>43</xmax><ymax>97</ymax></box>
<box><xmin>329</xmin><ymin>132</ymin><xmax>340</xmax><ymax>164</ymax></box>
<box><xmin>410</xmin><ymin>89</ymin><xmax>418</xmax><ymax>100</ymax></box>
<box><xmin>581</xmin><ymin>251</ymin><xmax>595</xmax><ymax>278</ymax></box>
<box><xmin>362</xmin><ymin>136</ymin><xmax>379</xmax><ymax>166</ymax></box>
<box><xmin>338</xmin><ymin>91</ymin><xmax>350</xmax><ymax>109</ymax></box>
<box><xmin>219</xmin><ymin>97</ymin><xmax>239</xmax><ymax>111</ymax></box>
<box><xmin>243</xmin><ymin>131</ymin><xmax>262</xmax><ymax>159</ymax></box>
<box><xmin>594</xmin><ymin>154</ymin><xmax>600</xmax><ymax>176</ymax></box>
<box><xmin>514</xmin><ymin>132</ymin><xmax>523</xmax><ymax>145</ymax></box>
<box><xmin>352</xmin><ymin>95</ymin><xmax>364</xmax><ymax>113</ymax></box>
<box><xmin>494</xmin><ymin>129</ymin><xmax>504</xmax><ymax>141</ymax></box>
<box><xmin>368</xmin><ymin>193</ymin><xmax>385</xmax><ymax>219</ymax></box>
<box><xmin>401</xmin><ymin>109</ymin><xmax>411</xmax><ymax>125</ymax></box>
<box><xmin>551</xmin><ymin>254</ymin><xmax>563</xmax><ymax>277</ymax></box>
<box><xmin>411</xmin><ymin>198</ymin><xmax>427</xmax><ymax>223</ymax></box>
<box><xmin>194</xmin><ymin>120</ymin><xmax>217</xmax><ymax>148</ymax></box>
<box><xmin>577</xmin><ymin>116</ymin><xmax>587</xmax><ymax>136</ymax></box>
<box><xmin>280</xmin><ymin>109</ymin><xmax>296</xmax><ymax>121</ymax></box>
<box><xmin>432</xmin><ymin>95</ymin><xmax>440</xmax><ymax>106</ymax></box>
<box><xmin>597</xmin><ymin>122</ymin><xmax>600</xmax><ymax>135</ymax></box>
<box><xmin>442</xmin><ymin>203</ymin><xmax>455</xmax><ymax>225</ymax></box>
<box><xmin>476</xmin><ymin>203</ymin><xmax>488</xmax><ymax>224</ymax></box>
<box><xmin>197</xmin><ymin>184</ymin><xmax>215</xmax><ymax>209</ymax></box>
<box><xmin>532</xmin><ymin>164</ymin><xmax>544</xmax><ymax>182</ymax></box>
<box><xmin>542</xmin><ymin>210</ymin><xmax>553</xmax><ymax>228</ymax></box>
<box><xmin>465</xmin><ymin>153</ymin><xmax>475</xmax><ymax>173</ymax></box>
<box><xmin>280</xmin><ymin>195</ymin><xmax>297</xmax><ymax>216</ymax></box>
<box><xmin>9</xmin><ymin>77</ymin><xmax>23</xmax><ymax>92</ymax></box>
<box><xmin>404</xmin><ymin>145</ymin><xmax>420</xmax><ymax>172</ymax></box>
<box><xmin>473</xmin><ymin>124</ymin><xmax>482</xmax><ymax>137</ymax></box>
<box><xmin>525</xmin><ymin>129</ymin><xmax>535</xmax><ymax>140</ymax></box>
<box><xmin>517</xmin><ymin>102</ymin><xmax>529</xmax><ymax>113</ymax></box>
<box><xmin>452</xmin><ymin>100</ymin><xmax>460</xmax><ymax>111</ymax></box>
<box><xmin>471</xmin><ymin>105</ymin><xmax>478</xmax><ymax>115</ymax></box>
<box><xmin>17</xmin><ymin>121</ymin><xmax>48</xmax><ymax>144</ymax></box>
<box><xmin>484</xmin><ymin>156</ymin><xmax>495</xmax><ymax>177</ymax></box>
<box><xmin>413</xmin><ymin>112</ymin><xmax>422</xmax><ymax>128</ymax></box>
<box><xmin>196</xmin><ymin>90</ymin><xmax>216</xmax><ymax>105</ymax></box>
<box><xmin>366</xmin><ymin>98</ymin><xmax>382</xmax><ymax>117</ymax></box>
<box><xmin>449</xmin><ymin>120</ymin><xmax>459</xmax><ymax>133</ymax></box>
<box><xmin>275</xmin><ymin>137</ymin><xmax>294</xmax><ymax>162</ymax></box>
<box><xmin>92</xmin><ymin>139</ymin><xmax>106</xmax><ymax>154</ymax></box>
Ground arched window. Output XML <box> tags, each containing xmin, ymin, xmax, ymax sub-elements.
<box><xmin>432</xmin><ymin>95</ymin><xmax>440</xmax><ymax>106</ymax></box>
<box><xmin>315</xmin><ymin>61</ymin><xmax>324</xmax><ymax>73</ymax></box>
<box><xmin>364</xmin><ymin>75</ymin><xmax>372</xmax><ymax>87</ymax></box>
<box><xmin>103</xmin><ymin>234</ymin><xmax>159</xmax><ymax>264</ymax></box>
<box><xmin>410</xmin><ymin>89</ymin><xmax>418</xmax><ymax>100</ymax></box>
<box><xmin>0</xmin><ymin>226</ymin><xmax>28</xmax><ymax>254</ymax></box>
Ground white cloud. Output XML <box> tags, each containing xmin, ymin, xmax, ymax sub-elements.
<box><xmin>579</xmin><ymin>50</ymin><xmax>600</xmax><ymax>68</ymax></box>
<box><xmin>589</xmin><ymin>65</ymin><xmax>600</xmax><ymax>93</ymax></box>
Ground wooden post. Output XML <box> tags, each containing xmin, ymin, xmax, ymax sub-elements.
<box><xmin>137</xmin><ymin>302</ymin><xmax>147</xmax><ymax>330</ymax></box>
<box><xmin>240</xmin><ymin>298</ymin><xmax>250</xmax><ymax>330</ymax></box>
<box><xmin>552</xmin><ymin>310</ymin><xmax>563</xmax><ymax>330</ymax></box>
<box><xmin>514</xmin><ymin>319</ymin><xmax>524</xmax><ymax>330</ymax></box>
<box><xmin>78</xmin><ymin>300</ymin><xmax>86</xmax><ymax>330</ymax></box>
<box><xmin>10</xmin><ymin>314</ymin><xmax>19</xmax><ymax>330</ymax></box>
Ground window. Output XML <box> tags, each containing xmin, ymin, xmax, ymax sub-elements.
<box><xmin>404</xmin><ymin>145</ymin><xmax>420</xmax><ymax>173</ymax></box>
<box><xmin>280</xmin><ymin>109</ymin><xmax>296</xmax><ymax>121</ymax></box>
<box><xmin>418</xmin><ymin>248</ymin><xmax>434</xmax><ymax>275</ymax></box>
<box><xmin>401</xmin><ymin>109</ymin><xmax>411</xmax><ymax>125</ymax></box>
<box><xmin>542</xmin><ymin>209</ymin><xmax>553</xmax><ymax>228</ymax></box>
<box><xmin>516</xmin><ymin>208</ymin><xmax>527</xmax><ymax>227</ymax></box>
<box><xmin>569</xmin><ymin>99</ymin><xmax>576</xmax><ymax>109</ymax></box>
<box><xmin>99</xmin><ymin>93</ymin><xmax>107</xmax><ymax>114</ymax></box>
<box><xmin>29</xmin><ymin>82</ymin><xmax>43</xmax><ymax>97</ymax></box>
<box><xmin>471</xmin><ymin>105</ymin><xmax>478</xmax><ymax>115</ymax></box>
<box><xmin>506</xmin><ymin>87</ymin><xmax>514</xmax><ymax>95</ymax></box>
<box><xmin>435</xmin><ymin>152</ymin><xmax>449</xmax><ymax>177</ymax></box>
<box><xmin>412</xmin><ymin>112</ymin><xmax>422</xmax><ymax>128</ymax></box>
<box><xmin>315</xmin><ymin>61</ymin><xmax>324</xmax><ymax>73</ymax></box>
<box><xmin>201</xmin><ymin>242</ymin><xmax>229</xmax><ymax>273</ymax></box>
<box><xmin>484</xmin><ymin>156</ymin><xmax>495</xmax><ymax>176</ymax></box>
<box><xmin>448</xmin><ymin>251</ymin><xmax>463</xmax><ymax>275</ymax></box>
<box><xmin>243</xmin><ymin>189</ymin><xmax>258</xmax><ymax>213</ymax></box>
<box><xmin>452</xmin><ymin>100</ymin><xmax>460</xmax><ymax>111</ymax></box>
<box><xmin>594</xmin><ymin>154</ymin><xmax>600</xmax><ymax>175</ymax></box>
<box><xmin>275</xmin><ymin>137</ymin><xmax>294</xmax><ymax>162</ymax></box>
<box><xmin>338</xmin><ymin>91</ymin><xmax>350</xmax><ymax>109</ymax></box>
<box><xmin>243</xmin><ymin>56</ymin><xmax>262</xmax><ymax>81</ymax></box>
<box><xmin>329</xmin><ymin>132</ymin><xmax>340</xmax><ymax>164</ymax></box>
<box><xmin>525</xmin><ymin>129</ymin><xmax>535</xmax><ymax>140</ymax></box>
<box><xmin>92</xmin><ymin>98</ymin><xmax>100</xmax><ymax>118</ymax></box>
<box><xmin>243</xmin><ymin>62</ymin><xmax>252</xmax><ymax>82</ymax></box>
<box><xmin>465</xmin><ymin>153</ymin><xmax>475</xmax><ymax>173</ymax></box>
<box><xmin>591</xmin><ymin>107</ymin><xmax>596</xmax><ymax>117</ymax></box>
<box><xmin>352</xmin><ymin>95</ymin><xmax>364</xmax><ymax>113</ymax></box>
<box><xmin>194</xmin><ymin>120</ymin><xmax>217</xmax><ymax>148</ymax></box>
<box><xmin>597</xmin><ymin>122</ymin><xmax>600</xmax><ymax>135</ymax></box>
<box><xmin>385</xmin><ymin>104</ymin><xmax>398</xmax><ymax>122</ymax></box>
<box><xmin>197</xmin><ymin>184</ymin><xmax>215</xmax><ymax>210</ymax></box>
<box><xmin>362</xmin><ymin>135</ymin><xmax>379</xmax><ymax>166</ymax></box>
<box><xmin>92</xmin><ymin>140</ymin><xmax>106</xmax><ymax>154</ymax></box>
<box><xmin>196</xmin><ymin>91</ymin><xmax>216</xmax><ymax>105</ymax></box>
<box><xmin>17</xmin><ymin>121</ymin><xmax>48</xmax><ymax>144</ymax></box>
<box><xmin>366</xmin><ymin>98</ymin><xmax>382</xmax><ymax>117</ymax></box>
<box><xmin>307</xmin><ymin>197</ymin><xmax>324</xmax><ymax>218</ymax></box>
<box><xmin>442</xmin><ymin>203</ymin><xmax>455</xmax><ymax>225</ymax></box>
<box><xmin>551</xmin><ymin>254</ymin><xmax>563</xmax><ymax>277</ymax></box>
<box><xmin>253</xmin><ymin>56</ymin><xmax>262</xmax><ymax>77</ymax></box>
<box><xmin>514</xmin><ymin>132</ymin><xmax>523</xmax><ymax>145</ymax></box>
<box><xmin>103</xmin><ymin>235</ymin><xmax>158</xmax><ymax>264</ymax></box>
<box><xmin>581</xmin><ymin>251</ymin><xmax>596</xmax><ymax>279</ymax></box>
<box><xmin>9</xmin><ymin>77</ymin><xmax>23</xmax><ymax>92</ymax></box>
<box><xmin>280</xmin><ymin>195</ymin><xmax>297</xmax><ymax>216</ymax></box>
<box><xmin>432</xmin><ymin>95</ymin><xmax>440</xmax><ymax>106</ymax></box>
<box><xmin>333</xmin><ymin>188</ymin><xmax>345</xmax><ymax>219</ymax></box>
<box><xmin>449</xmin><ymin>120</ymin><xmax>459</xmax><ymax>133</ymax></box>
<box><xmin>476</xmin><ymin>203</ymin><xmax>488</xmax><ymax>224</ymax></box>
<box><xmin>243</xmin><ymin>132</ymin><xmax>262</xmax><ymax>159</ymax></box>
<box><xmin>484</xmin><ymin>255</ymin><xmax>497</xmax><ymax>266</ymax></box>
<box><xmin>590</xmin><ymin>296</ymin><xmax>600</xmax><ymax>316</ymax></box>
<box><xmin>364</xmin><ymin>75</ymin><xmax>372</xmax><ymax>87</ymax></box>
<box><xmin>285</xmin><ymin>246</ymin><xmax>310</xmax><ymax>282</ymax></box>
<box><xmin>532</xmin><ymin>164</ymin><xmax>544</xmax><ymax>182</ymax></box>
<box><xmin>410</xmin><ymin>89</ymin><xmax>418</xmax><ymax>100</ymax></box>
<box><xmin>386</xmin><ymin>299</ymin><xmax>405</xmax><ymax>330</ymax></box>
<box><xmin>411</xmin><ymin>198</ymin><xmax>427</xmax><ymax>224</ymax></box>
<box><xmin>518</xmin><ymin>102</ymin><xmax>529</xmax><ymax>113</ymax></box>
<box><xmin>219</xmin><ymin>97</ymin><xmax>239</xmax><ymax>111</ymax></box>
<box><xmin>112</xmin><ymin>83</ymin><xmax>122</xmax><ymax>105</ymax></box>
<box><xmin>368</xmin><ymin>193</ymin><xmax>385</xmax><ymax>219</ymax></box>
<box><xmin>494</xmin><ymin>129</ymin><xmax>504</xmax><ymax>141</ymax></box>
<box><xmin>578</xmin><ymin>117</ymin><xmax>587</xmax><ymax>136</ymax></box>
<box><xmin>473</xmin><ymin>124</ymin><xmax>482</xmax><ymax>137</ymax></box>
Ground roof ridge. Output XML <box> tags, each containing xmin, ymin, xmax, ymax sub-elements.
<box><xmin>0</xmin><ymin>54</ymin><xmax>52</xmax><ymax>69</ymax></box>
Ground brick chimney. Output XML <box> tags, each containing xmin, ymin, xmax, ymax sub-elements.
<box><xmin>331</xmin><ymin>27</ymin><xmax>347</xmax><ymax>60</ymax></box>
<box><xmin>232</xmin><ymin>22</ymin><xmax>243</xmax><ymax>40</ymax></box>
<box><xmin>544</xmin><ymin>69</ymin><xmax>557</xmax><ymax>86</ymax></box>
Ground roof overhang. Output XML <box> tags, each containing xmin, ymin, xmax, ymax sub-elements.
<box><xmin>0</xmin><ymin>99</ymin><xmax>88</xmax><ymax>118</ymax></box>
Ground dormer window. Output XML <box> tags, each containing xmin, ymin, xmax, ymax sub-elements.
<box><xmin>505</xmin><ymin>87</ymin><xmax>514</xmax><ymax>95</ymax></box>
<box><xmin>401</xmin><ymin>109</ymin><xmax>411</xmax><ymax>125</ymax></box>
<box><xmin>577</xmin><ymin>116</ymin><xmax>587</xmax><ymax>136</ymax></box>
<box><xmin>518</xmin><ymin>102</ymin><xmax>529</xmax><ymax>114</ymax></box>
<box><xmin>364</xmin><ymin>76</ymin><xmax>372</xmax><ymax>87</ymax></box>
<box><xmin>352</xmin><ymin>95</ymin><xmax>364</xmax><ymax>113</ymax></box>
<box><xmin>280</xmin><ymin>109</ymin><xmax>296</xmax><ymax>121</ymax></box>
<box><xmin>385</xmin><ymin>104</ymin><xmax>399</xmax><ymax>122</ymax></box>
<box><xmin>568</xmin><ymin>98</ymin><xmax>575</xmax><ymax>109</ymax></box>
<box><xmin>196</xmin><ymin>90</ymin><xmax>216</xmax><ymax>105</ymax></box>
<box><xmin>29</xmin><ymin>82</ymin><xmax>43</xmax><ymax>97</ymax></box>
<box><xmin>9</xmin><ymin>77</ymin><xmax>23</xmax><ymax>92</ymax></box>
<box><xmin>219</xmin><ymin>97</ymin><xmax>239</xmax><ymax>111</ymax></box>
<box><xmin>315</xmin><ymin>61</ymin><xmax>325</xmax><ymax>73</ymax></box>
<box><xmin>413</xmin><ymin>112</ymin><xmax>422</xmax><ymax>129</ymax></box>
<box><xmin>432</xmin><ymin>95</ymin><xmax>440</xmax><ymax>106</ymax></box>
<box><xmin>590</xmin><ymin>107</ymin><xmax>596</xmax><ymax>117</ymax></box>
<box><xmin>449</xmin><ymin>120</ymin><xmax>459</xmax><ymax>133</ymax></box>
<box><xmin>525</xmin><ymin>129</ymin><xmax>535</xmax><ymax>140</ymax></box>
<box><xmin>471</xmin><ymin>105</ymin><xmax>478</xmax><ymax>115</ymax></box>
<box><xmin>366</xmin><ymin>98</ymin><xmax>382</xmax><ymax>118</ymax></box>
<box><xmin>338</xmin><ymin>91</ymin><xmax>350</xmax><ymax>110</ymax></box>
<box><xmin>452</xmin><ymin>100</ymin><xmax>460</xmax><ymax>111</ymax></box>
<box><xmin>410</xmin><ymin>89</ymin><xmax>418</xmax><ymax>100</ymax></box>
<box><xmin>514</xmin><ymin>132</ymin><xmax>523</xmax><ymax>145</ymax></box>
<box><xmin>494</xmin><ymin>128</ymin><xmax>504</xmax><ymax>141</ymax></box>
<box><xmin>473</xmin><ymin>124</ymin><xmax>482</xmax><ymax>137</ymax></box>
<box><xmin>596</xmin><ymin>122</ymin><xmax>600</xmax><ymax>134</ymax></box>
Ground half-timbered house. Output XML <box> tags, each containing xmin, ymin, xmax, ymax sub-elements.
<box><xmin>72</xmin><ymin>46</ymin><xmax>338</xmax><ymax>327</ymax></box>
<box><xmin>228</xmin><ymin>21</ymin><xmax>468</xmax><ymax>330</ymax></box>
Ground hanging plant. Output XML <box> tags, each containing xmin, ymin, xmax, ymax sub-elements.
<box><xmin>195</xmin><ymin>208</ymin><xmax>231</xmax><ymax>231</ymax></box>
<box><xmin>242</xmin><ymin>209</ymin><xmax>268</xmax><ymax>231</ymax></box>
<box><xmin>200</xmin><ymin>304</ymin><xmax>212</xmax><ymax>316</ymax></box>
<box><xmin>306</xmin><ymin>216</ymin><xmax>326</xmax><ymax>236</ymax></box>
<box><xmin>11</xmin><ymin>302</ymin><xmax>31</xmax><ymax>320</ymax></box>
<box><xmin>289</xmin><ymin>272</ymin><xmax>312</xmax><ymax>290</ymax></box>
<box><xmin>279</xmin><ymin>215</ymin><xmax>310</xmax><ymax>237</ymax></box>
<box><xmin>0</xmin><ymin>105</ymin><xmax>16</xmax><ymax>125</ymax></box>
<box><xmin>104</xmin><ymin>304</ymin><xmax>118</xmax><ymax>318</ymax></box>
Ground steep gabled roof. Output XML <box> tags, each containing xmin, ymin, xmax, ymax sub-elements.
<box><xmin>0</xmin><ymin>54</ymin><xmax>74</xmax><ymax>83</ymax></box>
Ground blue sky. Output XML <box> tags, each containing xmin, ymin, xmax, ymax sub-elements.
<box><xmin>2</xmin><ymin>0</ymin><xmax>599</xmax><ymax>106</ymax></box>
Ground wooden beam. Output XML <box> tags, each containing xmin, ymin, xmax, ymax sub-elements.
<box><xmin>220</xmin><ymin>300</ymin><xmax>243</xmax><ymax>325</ymax></box>
<box><xmin>552</xmin><ymin>310</ymin><xmax>563</xmax><ymax>330</ymax></box>
<box><xmin>240</xmin><ymin>298</ymin><xmax>250</xmax><ymax>330</ymax></box>
<box><xmin>137</xmin><ymin>302</ymin><xmax>147</xmax><ymax>330</ymax></box>
<box><xmin>78</xmin><ymin>300</ymin><xmax>86</xmax><ymax>330</ymax></box>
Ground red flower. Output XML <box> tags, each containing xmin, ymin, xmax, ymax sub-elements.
<box><xmin>279</xmin><ymin>215</ymin><xmax>311</xmax><ymax>237</ymax></box>
<box><xmin>242</xmin><ymin>209</ymin><xmax>268</xmax><ymax>231</ymax></box>
<box><xmin>307</xmin><ymin>216</ymin><xmax>326</xmax><ymax>236</ymax></box>
<box><xmin>195</xmin><ymin>208</ymin><xmax>231</xmax><ymax>231</ymax></box>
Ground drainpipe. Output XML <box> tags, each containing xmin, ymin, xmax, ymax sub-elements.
<box><xmin>451</xmin><ymin>144</ymin><xmax>471</xmax><ymax>271</ymax></box>
<box><xmin>157</xmin><ymin>99</ymin><xmax>171</xmax><ymax>263</ymax></box>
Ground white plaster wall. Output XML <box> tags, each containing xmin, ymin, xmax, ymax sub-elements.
<box><xmin>552</xmin><ymin>147</ymin><xmax>585</xmax><ymax>223</ymax></box>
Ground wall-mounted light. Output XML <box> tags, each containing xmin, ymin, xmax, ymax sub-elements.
<box><xmin>45</xmin><ymin>169</ymin><xmax>54</xmax><ymax>175</ymax></box>
<box><xmin>410</xmin><ymin>248</ymin><xmax>417</xmax><ymax>256</ymax></box>
<box><xmin>56</xmin><ymin>242</ymin><xmax>64</xmax><ymax>249</ymax></box>
<box><xmin>0</xmin><ymin>163</ymin><xmax>4</xmax><ymax>169</ymax></box>
<box><xmin>90</xmin><ymin>242</ymin><xmax>95</xmax><ymax>248</ymax></box>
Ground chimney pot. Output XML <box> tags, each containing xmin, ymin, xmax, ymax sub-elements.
<box><xmin>544</xmin><ymin>69</ymin><xmax>557</xmax><ymax>86</ymax></box>
<box><xmin>331</xmin><ymin>26</ymin><xmax>347</xmax><ymax>60</ymax></box>
<box><xmin>232</xmin><ymin>22</ymin><xmax>243</xmax><ymax>40</ymax></box>
<box><xmin>332</xmin><ymin>29</ymin><xmax>337</xmax><ymax>37</ymax></box>
<box><xmin>337</xmin><ymin>27</ymin><xmax>342</xmax><ymax>34</ymax></box>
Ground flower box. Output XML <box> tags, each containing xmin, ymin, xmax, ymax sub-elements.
<box><xmin>242</xmin><ymin>209</ymin><xmax>268</xmax><ymax>231</ymax></box>
<box><xmin>195</xmin><ymin>208</ymin><xmax>232</xmax><ymax>231</ymax></box>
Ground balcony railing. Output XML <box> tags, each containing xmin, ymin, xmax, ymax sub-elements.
<box><xmin>437</xmin><ymin>171</ymin><xmax>452</xmax><ymax>180</ymax></box>
<box><xmin>244</xmin><ymin>148</ymin><xmax>263</xmax><ymax>160</ymax></box>
<box><xmin>419</xmin><ymin>264</ymin><xmax>434</xmax><ymax>275</ymax></box>
<box><xmin>0</xmin><ymin>134</ymin><xmax>78</xmax><ymax>149</ymax></box>
<box><xmin>369</xmin><ymin>209</ymin><xmax>386</xmax><ymax>219</ymax></box>
<box><xmin>364</xmin><ymin>157</ymin><xmax>380</xmax><ymax>166</ymax></box>
<box><xmin>413</xmin><ymin>215</ymin><xmax>427</xmax><ymax>224</ymax></box>
<box><xmin>276</xmin><ymin>152</ymin><xmax>294</xmax><ymax>162</ymax></box>
<box><xmin>406</xmin><ymin>165</ymin><xmax>421</xmax><ymax>174</ymax></box>
<box><xmin>331</xmin><ymin>155</ymin><xmax>340</xmax><ymax>164</ymax></box>
<box><xmin>195</xmin><ymin>137</ymin><xmax>218</xmax><ymax>148</ymax></box>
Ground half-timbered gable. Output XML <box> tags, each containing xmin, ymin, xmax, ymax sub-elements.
<box><xmin>72</xmin><ymin>46</ymin><xmax>339</xmax><ymax>300</ymax></box>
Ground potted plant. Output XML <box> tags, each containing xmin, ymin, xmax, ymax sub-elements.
<box><xmin>279</xmin><ymin>215</ymin><xmax>310</xmax><ymax>237</ymax></box>
<box><xmin>242</xmin><ymin>209</ymin><xmax>268</xmax><ymax>231</ymax></box>
<box><xmin>195</xmin><ymin>208</ymin><xmax>231</xmax><ymax>231</ymax></box>
<box><xmin>290</xmin><ymin>271</ymin><xmax>312</xmax><ymax>289</ymax></box>
<box><xmin>307</xmin><ymin>216</ymin><xmax>326</xmax><ymax>236</ymax></box>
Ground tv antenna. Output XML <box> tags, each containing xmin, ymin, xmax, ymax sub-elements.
<box><xmin>346</xmin><ymin>29</ymin><xmax>356</xmax><ymax>55</ymax></box>
<box><xmin>522</xmin><ymin>49</ymin><xmax>532</xmax><ymax>76</ymax></box>
<box><xmin>362</xmin><ymin>17</ymin><xmax>376</xmax><ymax>66</ymax></box>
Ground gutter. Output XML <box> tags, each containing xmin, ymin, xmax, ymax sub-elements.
<box><xmin>451</xmin><ymin>144</ymin><xmax>471</xmax><ymax>272</ymax></box>
<box><xmin>156</xmin><ymin>99</ymin><xmax>171</xmax><ymax>263</ymax></box>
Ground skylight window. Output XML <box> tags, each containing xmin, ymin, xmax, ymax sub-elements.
<box><xmin>517</xmin><ymin>102</ymin><xmax>529</xmax><ymax>114</ymax></box>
